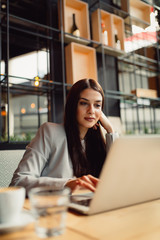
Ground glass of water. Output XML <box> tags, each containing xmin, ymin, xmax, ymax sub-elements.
<box><xmin>29</xmin><ymin>186</ymin><xmax>70</xmax><ymax>238</ymax></box>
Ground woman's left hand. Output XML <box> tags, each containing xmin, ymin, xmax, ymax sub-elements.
<box><xmin>65</xmin><ymin>175</ymin><xmax>99</xmax><ymax>192</ymax></box>
<box><xmin>76</xmin><ymin>175</ymin><xmax>99</xmax><ymax>192</ymax></box>
<box><xmin>94</xmin><ymin>112</ymin><xmax>114</xmax><ymax>133</ymax></box>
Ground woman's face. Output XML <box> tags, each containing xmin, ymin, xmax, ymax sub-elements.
<box><xmin>77</xmin><ymin>88</ymin><xmax>103</xmax><ymax>139</ymax></box>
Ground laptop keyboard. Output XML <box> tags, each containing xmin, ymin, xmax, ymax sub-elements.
<box><xmin>70</xmin><ymin>196</ymin><xmax>92</xmax><ymax>206</ymax></box>
<box><xmin>70</xmin><ymin>193</ymin><xmax>93</xmax><ymax>206</ymax></box>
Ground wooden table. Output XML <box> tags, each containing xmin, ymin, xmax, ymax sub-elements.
<box><xmin>1</xmin><ymin>198</ymin><xmax>160</xmax><ymax>240</ymax></box>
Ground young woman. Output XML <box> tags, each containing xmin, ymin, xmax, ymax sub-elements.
<box><xmin>10</xmin><ymin>79</ymin><xmax>117</xmax><ymax>195</ymax></box>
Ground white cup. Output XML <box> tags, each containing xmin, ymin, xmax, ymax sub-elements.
<box><xmin>0</xmin><ymin>186</ymin><xmax>26</xmax><ymax>224</ymax></box>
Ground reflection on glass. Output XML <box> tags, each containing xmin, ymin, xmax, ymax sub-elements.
<box><xmin>0</xmin><ymin>48</ymin><xmax>49</xmax><ymax>143</ymax></box>
<box><xmin>9</xmin><ymin>49</ymin><xmax>49</xmax><ymax>84</ymax></box>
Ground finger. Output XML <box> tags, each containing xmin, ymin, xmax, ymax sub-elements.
<box><xmin>93</xmin><ymin>125</ymin><xmax>97</xmax><ymax>130</ymax></box>
<box><xmin>93</xmin><ymin>126</ymin><xmax>96</xmax><ymax>130</ymax></box>
<box><xmin>87</xmin><ymin>175</ymin><xmax>99</xmax><ymax>186</ymax></box>
<box><xmin>83</xmin><ymin>175</ymin><xmax>99</xmax><ymax>188</ymax></box>
<box><xmin>81</xmin><ymin>175</ymin><xmax>93</xmax><ymax>184</ymax></box>
<box><xmin>80</xmin><ymin>175</ymin><xmax>99</xmax><ymax>188</ymax></box>
<box><xmin>93</xmin><ymin>122</ymin><xmax>100</xmax><ymax>130</ymax></box>
<box><xmin>78</xmin><ymin>179</ymin><xmax>96</xmax><ymax>192</ymax></box>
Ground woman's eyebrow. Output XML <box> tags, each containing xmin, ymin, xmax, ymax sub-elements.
<box><xmin>80</xmin><ymin>97</ymin><xmax>102</xmax><ymax>103</ymax></box>
<box><xmin>79</xmin><ymin>97</ymin><xmax>89</xmax><ymax>101</ymax></box>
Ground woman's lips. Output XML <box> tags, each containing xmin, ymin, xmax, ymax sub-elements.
<box><xmin>84</xmin><ymin>117</ymin><xmax>95</xmax><ymax>122</ymax></box>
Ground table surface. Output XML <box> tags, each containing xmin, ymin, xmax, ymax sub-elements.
<box><xmin>1</xmin><ymin>197</ymin><xmax>160</xmax><ymax>240</ymax></box>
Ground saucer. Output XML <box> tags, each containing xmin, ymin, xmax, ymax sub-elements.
<box><xmin>0</xmin><ymin>210</ymin><xmax>35</xmax><ymax>233</ymax></box>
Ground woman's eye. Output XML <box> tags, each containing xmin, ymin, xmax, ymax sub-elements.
<box><xmin>95</xmin><ymin>104</ymin><xmax>101</xmax><ymax>108</ymax></box>
<box><xmin>79</xmin><ymin>101</ymin><xmax>87</xmax><ymax>106</ymax></box>
<box><xmin>79</xmin><ymin>102</ymin><xmax>87</xmax><ymax>106</ymax></box>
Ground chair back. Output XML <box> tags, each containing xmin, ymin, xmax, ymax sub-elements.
<box><xmin>0</xmin><ymin>150</ymin><xmax>25</xmax><ymax>187</ymax></box>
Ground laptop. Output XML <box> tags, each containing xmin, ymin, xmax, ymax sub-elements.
<box><xmin>69</xmin><ymin>135</ymin><xmax>160</xmax><ymax>215</ymax></box>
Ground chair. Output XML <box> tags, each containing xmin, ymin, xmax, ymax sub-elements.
<box><xmin>0</xmin><ymin>150</ymin><xmax>25</xmax><ymax>187</ymax></box>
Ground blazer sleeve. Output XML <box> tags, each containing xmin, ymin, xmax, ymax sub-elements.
<box><xmin>9</xmin><ymin>123</ymin><xmax>73</xmax><ymax>195</ymax></box>
<box><xmin>106</xmin><ymin>132</ymin><xmax>119</xmax><ymax>153</ymax></box>
<box><xmin>99</xmin><ymin>124</ymin><xmax>119</xmax><ymax>152</ymax></box>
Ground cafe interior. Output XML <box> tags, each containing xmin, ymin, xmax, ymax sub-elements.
<box><xmin>0</xmin><ymin>0</ymin><xmax>160</xmax><ymax>239</ymax></box>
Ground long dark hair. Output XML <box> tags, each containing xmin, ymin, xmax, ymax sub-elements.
<box><xmin>64</xmin><ymin>79</ymin><xmax>106</xmax><ymax>177</ymax></box>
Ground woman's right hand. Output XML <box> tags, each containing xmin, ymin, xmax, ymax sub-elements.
<box><xmin>65</xmin><ymin>175</ymin><xmax>99</xmax><ymax>192</ymax></box>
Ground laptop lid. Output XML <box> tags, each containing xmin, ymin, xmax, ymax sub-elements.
<box><xmin>69</xmin><ymin>135</ymin><xmax>160</xmax><ymax>215</ymax></box>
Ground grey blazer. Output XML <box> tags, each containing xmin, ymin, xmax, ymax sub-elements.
<box><xmin>10</xmin><ymin>122</ymin><xmax>117</xmax><ymax>195</ymax></box>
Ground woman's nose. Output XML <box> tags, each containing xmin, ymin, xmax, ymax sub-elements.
<box><xmin>88</xmin><ymin>104</ymin><xmax>94</xmax><ymax>113</ymax></box>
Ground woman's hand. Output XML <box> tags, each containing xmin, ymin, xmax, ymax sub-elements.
<box><xmin>99</xmin><ymin>112</ymin><xmax>114</xmax><ymax>133</ymax></box>
<box><xmin>65</xmin><ymin>175</ymin><xmax>99</xmax><ymax>192</ymax></box>
<box><xmin>93</xmin><ymin>112</ymin><xmax>114</xmax><ymax>133</ymax></box>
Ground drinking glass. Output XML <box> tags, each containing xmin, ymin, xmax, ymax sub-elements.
<box><xmin>29</xmin><ymin>186</ymin><xmax>70</xmax><ymax>238</ymax></box>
